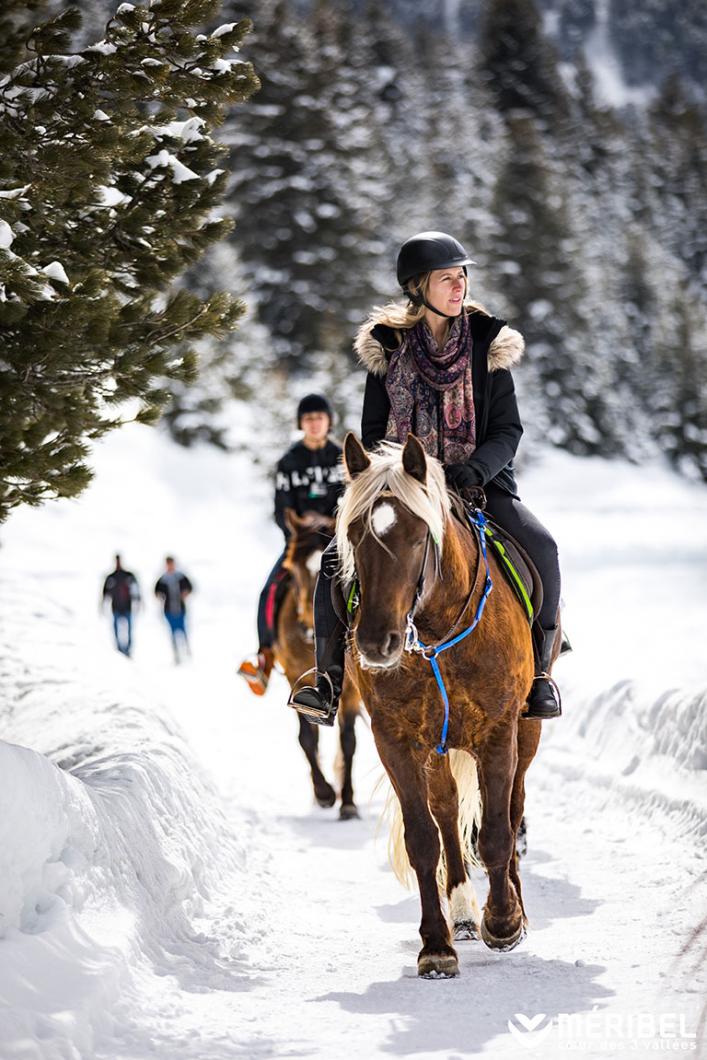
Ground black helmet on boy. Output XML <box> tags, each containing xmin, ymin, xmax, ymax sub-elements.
<box><xmin>296</xmin><ymin>393</ymin><xmax>333</xmax><ymax>428</ymax></box>
<box><xmin>397</xmin><ymin>231</ymin><xmax>476</xmax><ymax>318</ymax></box>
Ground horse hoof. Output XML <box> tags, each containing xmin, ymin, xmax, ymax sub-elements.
<box><xmin>480</xmin><ymin>914</ymin><xmax>526</xmax><ymax>952</ymax></box>
<box><xmin>417</xmin><ymin>952</ymin><xmax>460</xmax><ymax>978</ymax></box>
<box><xmin>339</xmin><ymin>803</ymin><xmax>359</xmax><ymax>820</ymax></box>
<box><xmin>453</xmin><ymin>919</ymin><xmax>480</xmax><ymax>942</ymax></box>
<box><xmin>315</xmin><ymin>788</ymin><xmax>336</xmax><ymax>808</ymax></box>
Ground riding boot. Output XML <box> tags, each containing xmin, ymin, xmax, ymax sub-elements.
<box><xmin>523</xmin><ymin>626</ymin><xmax>562</xmax><ymax>720</ymax></box>
<box><xmin>289</xmin><ymin>629</ymin><xmax>345</xmax><ymax>727</ymax></box>
<box><xmin>238</xmin><ymin>647</ymin><xmax>275</xmax><ymax>696</ymax></box>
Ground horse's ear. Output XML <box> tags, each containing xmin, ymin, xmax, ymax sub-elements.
<box><xmin>284</xmin><ymin>508</ymin><xmax>301</xmax><ymax>533</ymax></box>
<box><xmin>402</xmin><ymin>434</ymin><xmax>427</xmax><ymax>484</ymax></box>
<box><xmin>344</xmin><ymin>432</ymin><xmax>371</xmax><ymax>480</ymax></box>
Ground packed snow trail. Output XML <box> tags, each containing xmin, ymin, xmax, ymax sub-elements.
<box><xmin>0</xmin><ymin>424</ymin><xmax>705</xmax><ymax>1059</ymax></box>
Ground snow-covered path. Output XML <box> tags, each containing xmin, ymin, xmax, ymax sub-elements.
<box><xmin>0</xmin><ymin>426</ymin><xmax>705</xmax><ymax>1059</ymax></box>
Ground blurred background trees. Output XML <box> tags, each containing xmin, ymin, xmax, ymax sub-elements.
<box><xmin>218</xmin><ymin>0</ymin><xmax>707</xmax><ymax>479</ymax></box>
<box><xmin>2</xmin><ymin>0</ymin><xmax>705</xmax><ymax>500</ymax></box>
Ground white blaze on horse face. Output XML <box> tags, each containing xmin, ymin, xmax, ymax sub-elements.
<box><xmin>306</xmin><ymin>549</ymin><xmax>322</xmax><ymax>576</ymax></box>
<box><xmin>372</xmin><ymin>502</ymin><xmax>397</xmax><ymax>538</ymax></box>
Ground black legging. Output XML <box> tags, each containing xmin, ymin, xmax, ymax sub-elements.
<box><xmin>483</xmin><ymin>483</ymin><xmax>560</xmax><ymax>629</ymax></box>
<box><xmin>312</xmin><ymin>485</ymin><xmax>561</xmax><ymax>659</ymax></box>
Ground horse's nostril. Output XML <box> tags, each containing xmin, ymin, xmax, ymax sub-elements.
<box><xmin>358</xmin><ymin>630</ymin><xmax>403</xmax><ymax>663</ymax></box>
<box><xmin>385</xmin><ymin>632</ymin><xmax>402</xmax><ymax>657</ymax></box>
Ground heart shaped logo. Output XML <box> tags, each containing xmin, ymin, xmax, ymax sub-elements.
<box><xmin>507</xmin><ymin>1013</ymin><xmax>554</xmax><ymax>1049</ymax></box>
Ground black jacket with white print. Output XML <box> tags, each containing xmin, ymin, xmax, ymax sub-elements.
<box><xmin>274</xmin><ymin>439</ymin><xmax>344</xmax><ymax>538</ymax></box>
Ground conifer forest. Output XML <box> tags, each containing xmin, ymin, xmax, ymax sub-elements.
<box><xmin>1</xmin><ymin>0</ymin><xmax>706</xmax><ymax>519</ymax></box>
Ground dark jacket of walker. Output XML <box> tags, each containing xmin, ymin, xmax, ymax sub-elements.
<box><xmin>356</xmin><ymin>304</ymin><xmax>524</xmax><ymax>497</ymax></box>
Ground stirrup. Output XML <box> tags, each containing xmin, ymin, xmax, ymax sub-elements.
<box><xmin>288</xmin><ymin>668</ymin><xmax>337</xmax><ymax>725</ymax></box>
<box><xmin>522</xmin><ymin>672</ymin><xmax>562</xmax><ymax>720</ymax></box>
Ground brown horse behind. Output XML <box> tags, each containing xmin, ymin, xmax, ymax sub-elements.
<box><xmin>339</xmin><ymin>433</ymin><xmax>543</xmax><ymax>976</ymax></box>
<box><xmin>275</xmin><ymin>510</ymin><xmax>360</xmax><ymax>819</ymax></box>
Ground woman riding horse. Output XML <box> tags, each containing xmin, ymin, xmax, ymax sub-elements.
<box><xmin>290</xmin><ymin>231</ymin><xmax>563</xmax><ymax>724</ymax></box>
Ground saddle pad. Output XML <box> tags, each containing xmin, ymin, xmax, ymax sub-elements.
<box><xmin>448</xmin><ymin>492</ymin><xmax>542</xmax><ymax>625</ymax></box>
<box><xmin>481</xmin><ymin>517</ymin><xmax>542</xmax><ymax>625</ymax></box>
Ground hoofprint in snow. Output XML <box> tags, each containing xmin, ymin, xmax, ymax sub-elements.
<box><xmin>0</xmin><ymin>423</ymin><xmax>705</xmax><ymax>1059</ymax></box>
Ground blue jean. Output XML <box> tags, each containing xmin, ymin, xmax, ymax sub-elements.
<box><xmin>113</xmin><ymin>612</ymin><xmax>132</xmax><ymax>655</ymax></box>
<box><xmin>165</xmin><ymin>610</ymin><xmax>187</xmax><ymax>637</ymax></box>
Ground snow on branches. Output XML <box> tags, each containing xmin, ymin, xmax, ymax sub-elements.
<box><xmin>0</xmin><ymin>1</ymin><xmax>259</xmax><ymax>518</ymax></box>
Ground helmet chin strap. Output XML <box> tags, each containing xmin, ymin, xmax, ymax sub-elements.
<box><xmin>423</xmin><ymin>298</ymin><xmax>457</xmax><ymax>319</ymax></box>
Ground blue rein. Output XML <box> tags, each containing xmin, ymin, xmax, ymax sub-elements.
<box><xmin>404</xmin><ymin>510</ymin><xmax>493</xmax><ymax>756</ymax></box>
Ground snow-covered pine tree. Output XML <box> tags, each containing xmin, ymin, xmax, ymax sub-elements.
<box><xmin>647</xmin><ymin>76</ymin><xmax>707</xmax><ymax>289</ymax></box>
<box><xmin>0</xmin><ymin>1</ymin><xmax>258</xmax><ymax>520</ymax></box>
<box><xmin>654</xmin><ymin>291</ymin><xmax>707</xmax><ymax>480</ymax></box>
<box><xmin>0</xmin><ymin>0</ymin><xmax>49</xmax><ymax>74</ymax></box>
<box><xmin>478</xmin><ymin>0</ymin><xmax>569</xmax><ymax>130</ymax></box>
<box><xmin>225</xmin><ymin>0</ymin><xmax>393</xmax><ymax>371</ymax></box>
<box><xmin>487</xmin><ymin>116</ymin><xmax>613</xmax><ymax>454</ymax></box>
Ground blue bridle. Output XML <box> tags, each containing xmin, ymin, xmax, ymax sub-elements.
<box><xmin>403</xmin><ymin>510</ymin><xmax>493</xmax><ymax>755</ymax></box>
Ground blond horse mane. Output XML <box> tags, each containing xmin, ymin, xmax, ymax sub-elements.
<box><xmin>336</xmin><ymin>441</ymin><xmax>451</xmax><ymax>584</ymax></box>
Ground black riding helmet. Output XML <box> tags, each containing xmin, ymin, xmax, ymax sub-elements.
<box><xmin>397</xmin><ymin>231</ymin><xmax>476</xmax><ymax>318</ymax></box>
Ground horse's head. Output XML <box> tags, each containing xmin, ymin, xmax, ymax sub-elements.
<box><xmin>338</xmin><ymin>433</ymin><xmax>450</xmax><ymax>670</ymax></box>
<box><xmin>283</xmin><ymin>510</ymin><xmax>336</xmax><ymax>635</ymax></box>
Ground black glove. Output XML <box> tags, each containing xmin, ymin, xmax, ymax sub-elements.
<box><xmin>445</xmin><ymin>463</ymin><xmax>482</xmax><ymax>492</ymax></box>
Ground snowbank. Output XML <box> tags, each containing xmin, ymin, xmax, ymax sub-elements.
<box><xmin>0</xmin><ymin>740</ymin><xmax>97</xmax><ymax>939</ymax></box>
<box><xmin>0</xmin><ymin>590</ymin><xmax>258</xmax><ymax>1059</ymax></box>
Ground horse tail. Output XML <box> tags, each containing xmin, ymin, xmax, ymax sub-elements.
<box><xmin>383</xmin><ymin>750</ymin><xmax>483</xmax><ymax>890</ymax></box>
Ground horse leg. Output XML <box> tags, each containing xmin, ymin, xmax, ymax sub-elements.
<box><xmin>337</xmin><ymin>704</ymin><xmax>358</xmax><ymax>820</ymax></box>
<box><xmin>297</xmin><ymin>715</ymin><xmax>336</xmax><ymax>808</ymax></box>
<box><xmin>477</xmin><ymin>720</ymin><xmax>525</xmax><ymax>951</ymax></box>
<box><xmin>377</xmin><ymin>735</ymin><xmax>458</xmax><ymax>977</ymax></box>
<box><xmin>427</xmin><ymin>755</ymin><xmax>481</xmax><ymax>942</ymax></box>
<box><xmin>509</xmin><ymin>718</ymin><xmax>541</xmax><ymax>922</ymax></box>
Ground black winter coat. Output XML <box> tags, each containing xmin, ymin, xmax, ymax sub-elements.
<box><xmin>356</xmin><ymin>308</ymin><xmax>524</xmax><ymax>497</ymax></box>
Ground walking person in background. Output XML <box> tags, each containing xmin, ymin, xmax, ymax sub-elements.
<box><xmin>155</xmin><ymin>556</ymin><xmax>193</xmax><ymax>664</ymax></box>
<box><xmin>102</xmin><ymin>554</ymin><xmax>141</xmax><ymax>657</ymax></box>
<box><xmin>237</xmin><ymin>394</ymin><xmax>345</xmax><ymax>695</ymax></box>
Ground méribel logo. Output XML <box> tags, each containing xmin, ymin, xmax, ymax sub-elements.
<box><xmin>507</xmin><ymin>1012</ymin><xmax>554</xmax><ymax>1049</ymax></box>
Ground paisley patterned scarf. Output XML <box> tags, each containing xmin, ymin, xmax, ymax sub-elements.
<box><xmin>384</xmin><ymin>312</ymin><xmax>476</xmax><ymax>465</ymax></box>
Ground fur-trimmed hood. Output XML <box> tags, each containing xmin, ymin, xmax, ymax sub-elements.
<box><xmin>354</xmin><ymin>301</ymin><xmax>525</xmax><ymax>377</ymax></box>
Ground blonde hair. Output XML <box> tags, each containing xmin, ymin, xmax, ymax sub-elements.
<box><xmin>361</xmin><ymin>272</ymin><xmax>489</xmax><ymax>344</ymax></box>
<box><xmin>336</xmin><ymin>441</ymin><xmax>451</xmax><ymax>584</ymax></box>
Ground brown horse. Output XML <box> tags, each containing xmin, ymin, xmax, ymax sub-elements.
<box><xmin>275</xmin><ymin>510</ymin><xmax>361</xmax><ymax>819</ymax></box>
<box><xmin>338</xmin><ymin>432</ymin><xmax>542</xmax><ymax>977</ymax></box>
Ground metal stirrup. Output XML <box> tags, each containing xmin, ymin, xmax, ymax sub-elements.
<box><xmin>287</xmin><ymin>667</ymin><xmax>335</xmax><ymax>712</ymax></box>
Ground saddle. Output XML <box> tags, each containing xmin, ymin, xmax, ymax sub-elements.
<box><xmin>450</xmin><ymin>492</ymin><xmax>543</xmax><ymax>626</ymax></box>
